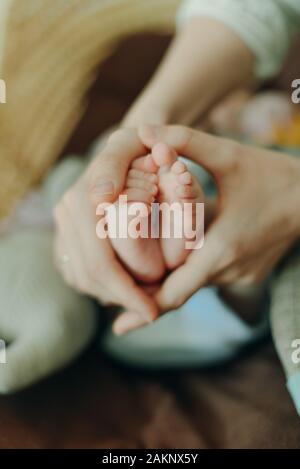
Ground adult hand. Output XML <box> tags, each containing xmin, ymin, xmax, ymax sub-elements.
<box><xmin>54</xmin><ymin>128</ymin><xmax>158</xmax><ymax>323</ymax></box>
<box><xmin>138</xmin><ymin>124</ymin><xmax>300</xmax><ymax>312</ymax></box>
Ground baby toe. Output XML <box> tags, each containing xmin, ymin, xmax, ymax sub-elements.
<box><xmin>126</xmin><ymin>177</ymin><xmax>158</xmax><ymax>196</ymax></box>
<box><xmin>152</xmin><ymin>143</ymin><xmax>177</xmax><ymax>168</ymax></box>
<box><xmin>178</xmin><ymin>171</ymin><xmax>192</xmax><ymax>185</ymax></box>
<box><xmin>128</xmin><ymin>169</ymin><xmax>158</xmax><ymax>184</ymax></box>
<box><xmin>124</xmin><ymin>188</ymin><xmax>155</xmax><ymax>205</ymax></box>
<box><xmin>175</xmin><ymin>184</ymin><xmax>196</xmax><ymax>199</ymax></box>
<box><xmin>132</xmin><ymin>154</ymin><xmax>158</xmax><ymax>173</ymax></box>
<box><xmin>171</xmin><ymin>160</ymin><xmax>186</xmax><ymax>175</ymax></box>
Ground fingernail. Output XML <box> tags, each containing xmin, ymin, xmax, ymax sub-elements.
<box><xmin>91</xmin><ymin>181</ymin><xmax>114</xmax><ymax>195</ymax></box>
<box><xmin>113</xmin><ymin>311</ymin><xmax>152</xmax><ymax>336</ymax></box>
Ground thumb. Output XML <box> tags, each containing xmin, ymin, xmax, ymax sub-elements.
<box><xmin>88</xmin><ymin>128</ymin><xmax>147</xmax><ymax>206</ymax></box>
<box><xmin>155</xmin><ymin>223</ymin><xmax>227</xmax><ymax>312</ymax></box>
<box><xmin>138</xmin><ymin>124</ymin><xmax>236</xmax><ymax>177</ymax></box>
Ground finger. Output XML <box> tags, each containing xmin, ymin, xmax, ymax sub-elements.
<box><xmin>138</xmin><ymin>124</ymin><xmax>238</xmax><ymax>176</ymax></box>
<box><xmin>112</xmin><ymin>310</ymin><xmax>153</xmax><ymax>336</ymax></box>
<box><xmin>155</xmin><ymin>259</ymin><xmax>208</xmax><ymax>313</ymax></box>
<box><xmin>104</xmin><ymin>258</ymin><xmax>159</xmax><ymax>321</ymax></box>
<box><xmin>88</xmin><ymin>128</ymin><xmax>147</xmax><ymax>206</ymax></box>
<box><xmin>221</xmin><ymin>243</ymin><xmax>287</xmax><ymax>286</ymax></box>
<box><xmin>155</xmin><ymin>225</ymin><xmax>227</xmax><ymax>312</ymax></box>
<box><xmin>111</xmin><ymin>283</ymin><xmax>162</xmax><ymax>335</ymax></box>
<box><xmin>55</xmin><ymin>231</ymin><xmax>112</xmax><ymax>303</ymax></box>
<box><xmin>58</xmin><ymin>212</ymin><xmax>156</xmax><ymax>316</ymax></box>
<box><xmin>55</xmin><ymin>196</ymin><xmax>125</xmax><ymax>304</ymax></box>
<box><xmin>73</xmin><ymin>198</ymin><xmax>158</xmax><ymax>318</ymax></box>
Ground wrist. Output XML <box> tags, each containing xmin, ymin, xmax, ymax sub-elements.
<box><xmin>122</xmin><ymin>107</ymin><xmax>170</xmax><ymax>128</ymax></box>
<box><xmin>294</xmin><ymin>165</ymin><xmax>300</xmax><ymax>238</ymax></box>
<box><xmin>122</xmin><ymin>94</ymin><xmax>172</xmax><ymax>129</ymax></box>
<box><xmin>287</xmin><ymin>155</ymin><xmax>300</xmax><ymax>239</ymax></box>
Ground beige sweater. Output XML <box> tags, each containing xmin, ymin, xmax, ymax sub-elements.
<box><xmin>178</xmin><ymin>0</ymin><xmax>300</xmax><ymax>79</ymax></box>
<box><xmin>0</xmin><ymin>0</ymin><xmax>180</xmax><ymax>219</ymax></box>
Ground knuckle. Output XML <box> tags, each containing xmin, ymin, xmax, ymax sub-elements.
<box><xmin>107</xmin><ymin>128</ymin><xmax>134</xmax><ymax>148</ymax></box>
<box><xmin>174</xmin><ymin>126</ymin><xmax>193</xmax><ymax>152</ymax></box>
<box><xmin>88</xmin><ymin>159</ymin><xmax>119</xmax><ymax>190</ymax></box>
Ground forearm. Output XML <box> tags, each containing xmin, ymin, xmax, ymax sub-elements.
<box><xmin>290</xmin><ymin>158</ymin><xmax>300</xmax><ymax>239</ymax></box>
<box><xmin>268</xmin><ymin>149</ymin><xmax>300</xmax><ymax>242</ymax></box>
<box><xmin>123</xmin><ymin>17</ymin><xmax>255</xmax><ymax>127</ymax></box>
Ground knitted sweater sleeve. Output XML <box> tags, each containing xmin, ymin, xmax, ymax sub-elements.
<box><xmin>0</xmin><ymin>0</ymin><xmax>11</xmax><ymax>73</ymax></box>
<box><xmin>177</xmin><ymin>0</ymin><xmax>300</xmax><ymax>79</ymax></box>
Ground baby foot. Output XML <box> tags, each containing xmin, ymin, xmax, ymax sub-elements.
<box><xmin>152</xmin><ymin>143</ymin><xmax>205</xmax><ymax>270</ymax></box>
<box><xmin>110</xmin><ymin>154</ymin><xmax>166</xmax><ymax>284</ymax></box>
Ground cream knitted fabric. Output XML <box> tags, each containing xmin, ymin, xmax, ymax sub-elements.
<box><xmin>271</xmin><ymin>246</ymin><xmax>300</xmax><ymax>379</ymax></box>
<box><xmin>178</xmin><ymin>0</ymin><xmax>300</xmax><ymax>79</ymax></box>
<box><xmin>271</xmin><ymin>245</ymin><xmax>300</xmax><ymax>415</ymax></box>
<box><xmin>0</xmin><ymin>229</ymin><xmax>97</xmax><ymax>393</ymax></box>
<box><xmin>0</xmin><ymin>0</ymin><xmax>11</xmax><ymax>71</ymax></box>
<box><xmin>0</xmin><ymin>0</ymin><xmax>180</xmax><ymax>219</ymax></box>
<box><xmin>0</xmin><ymin>146</ymin><xmax>98</xmax><ymax>393</ymax></box>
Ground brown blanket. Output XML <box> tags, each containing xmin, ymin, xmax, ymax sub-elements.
<box><xmin>0</xmin><ymin>34</ymin><xmax>299</xmax><ymax>449</ymax></box>
<box><xmin>0</xmin><ymin>342</ymin><xmax>299</xmax><ymax>448</ymax></box>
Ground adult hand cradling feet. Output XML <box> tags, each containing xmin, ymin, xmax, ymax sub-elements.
<box><xmin>54</xmin><ymin>7</ymin><xmax>300</xmax><ymax>338</ymax></box>
<box><xmin>54</xmin><ymin>128</ymin><xmax>158</xmax><ymax>326</ymax></box>
<box><xmin>139</xmin><ymin>125</ymin><xmax>300</xmax><ymax>313</ymax></box>
<box><xmin>84</xmin><ymin>125</ymin><xmax>300</xmax><ymax>335</ymax></box>
<box><xmin>54</xmin><ymin>14</ymin><xmax>257</xmax><ymax>334</ymax></box>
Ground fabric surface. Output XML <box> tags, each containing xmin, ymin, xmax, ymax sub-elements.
<box><xmin>0</xmin><ymin>342</ymin><xmax>300</xmax><ymax>449</ymax></box>
<box><xmin>103</xmin><ymin>286</ymin><xmax>269</xmax><ymax>368</ymax></box>
<box><xmin>0</xmin><ymin>33</ymin><xmax>299</xmax><ymax>449</ymax></box>
<box><xmin>271</xmin><ymin>244</ymin><xmax>300</xmax><ymax>415</ymax></box>
<box><xmin>0</xmin><ymin>230</ymin><xmax>97</xmax><ymax>394</ymax></box>
<box><xmin>271</xmin><ymin>244</ymin><xmax>300</xmax><ymax>378</ymax></box>
<box><xmin>178</xmin><ymin>0</ymin><xmax>300</xmax><ymax>79</ymax></box>
<box><xmin>0</xmin><ymin>0</ymin><xmax>180</xmax><ymax>220</ymax></box>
